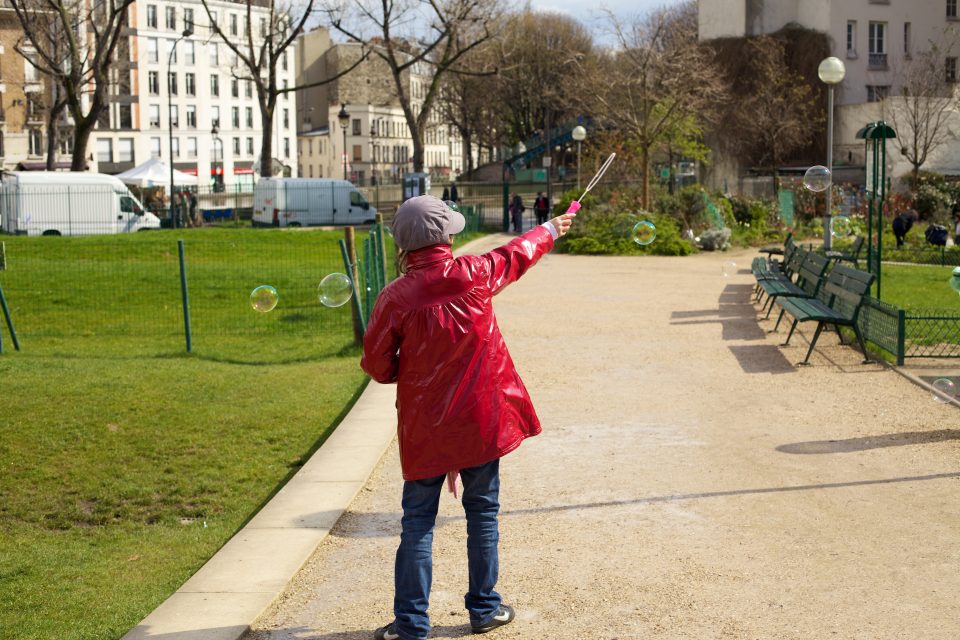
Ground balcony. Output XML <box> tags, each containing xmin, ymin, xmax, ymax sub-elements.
<box><xmin>868</xmin><ymin>53</ymin><xmax>888</xmax><ymax>69</ymax></box>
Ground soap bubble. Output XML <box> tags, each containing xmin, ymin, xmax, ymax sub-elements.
<box><xmin>949</xmin><ymin>267</ymin><xmax>960</xmax><ymax>294</ymax></box>
<box><xmin>723</xmin><ymin>261</ymin><xmax>737</xmax><ymax>277</ymax></box>
<box><xmin>250</xmin><ymin>285</ymin><xmax>279</xmax><ymax>313</ymax></box>
<box><xmin>318</xmin><ymin>273</ymin><xmax>353</xmax><ymax>308</ymax></box>
<box><xmin>632</xmin><ymin>220</ymin><xmax>657</xmax><ymax>246</ymax></box>
<box><xmin>803</xmin><ymin>165</ymin><xmax>832</xmax><ymax>192</ymax></box>
<box><xmin>831</xmin><ymin>216</ymin><xmax>853</xmax><ymax>238</ymax></box>
<box><xmin>932</xmin><ymin>378</ymin><xmax>956</xmax><ymax>403</ymax></box>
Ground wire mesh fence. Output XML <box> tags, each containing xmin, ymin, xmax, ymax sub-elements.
<box><xmin>0</xmin><ymin>226</ymin><xmax>396</xmax><ymax>362</ymax></box>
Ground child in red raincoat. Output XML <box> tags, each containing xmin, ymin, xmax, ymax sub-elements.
<box><xmin>362</xmin><ymin>195</ymin><xmax>574</xmax><ymax>640</ymax></box>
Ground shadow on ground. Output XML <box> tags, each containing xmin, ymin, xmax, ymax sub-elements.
<box><xmin>777</xmin><ymin>430</ymin><xmax>960</xmax><ymax>454</ymax></box>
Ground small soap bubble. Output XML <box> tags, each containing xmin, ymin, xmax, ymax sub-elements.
<box><xmin>723</xmin><ymin>261</ymin><xmax>737</xmax><ymax>277</ymax></box>
<box><xmin>250</xmin><ymin>285</ymin><xmax>279</xmax><ymax>313</ymax></box>
<box><xmin>932</xmin><ymin>378</ymin><xmax>956</xmax><ymax>403</ymax></box>
<box><xmin>803</xmin><ymin>165</ymin><xmax>832</xmax><ymax>192</ymax></box>
<box><xmin>831</xmin><ymin>216</ymin><xmax>853</xmax><ymax>238</ymax></box>
<box><xmin>632</xmin><ymin>220</ymin><xmax>657</xmax><ymax>246</ymax></box>
<box><xmin>949</xmin><ymin>267</ymin><xmax>960</xmax><ymax>294</ymax></box>
<box><xmin>318</xmin><ymin>273</ymin><xmax>353</xmax><ymax>308</ymax></box>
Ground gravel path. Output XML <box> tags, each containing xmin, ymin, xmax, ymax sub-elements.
<box><xmin>246</xmin><ymin>239</ymin><xmax>960</xmax><ymax>640</ymax></box>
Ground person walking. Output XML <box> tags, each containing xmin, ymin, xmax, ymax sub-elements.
<box><xmin>533</xmin><ymin>191</ymin><xmax>550</xmax><ymax>225</ymax></box>
<box><xmin>361</xmin><ymin>195</ymin><xmax>576</xmax><ymax>640</ymax></box>
<box><xmin>442</xmin><ymin>186</ymin><xmax>450</xmax><ymax>201</ymax></box>
<box><xmin>509</xmin><ymin>193</ymin><xmax>524</xmax><ymax>233</ymax></box>
<box><xmin>450</xmin><ymin>182</ymin><xmax>459</xmax><ymax>204</ymax></box>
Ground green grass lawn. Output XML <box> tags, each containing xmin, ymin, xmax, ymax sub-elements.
<box><xmin>0</xmin><ymin>226</ymin><xmax>483</xmax><ymax>639</ymax></box>
<box><xmin>879</xmin><ymin>263</ymin><xmax>960</xmax><ymax>312</ymax></box>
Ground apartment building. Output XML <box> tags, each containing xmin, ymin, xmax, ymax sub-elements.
<box><xmin>296</xmin><ymin>28</ymin><xmax>464</xmax><ymax>185</ymax></box>
<box><xmin>91</xmin><ymin>0</ymin><xmax>298</xmax><ymax>187</ymax></box>
<box><xmin>699</xmin><ymin>0</ymin><xmax>960</xmax><ymax>178</ymax></box>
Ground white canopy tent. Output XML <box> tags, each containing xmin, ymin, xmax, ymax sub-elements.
<box><xmin>114</xmin><ymin>157</ymin><xmax>198</xmax><ymax>187</ymax></box>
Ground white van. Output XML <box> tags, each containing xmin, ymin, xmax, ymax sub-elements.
<box><xmin>0</xmin><ymin>172</ymin><xmax>159</xmax><ymax>236</ymax></box>
<box><xmin>252</xmin><ymin>178</ymin><xmax>377</xmax><ymax>227</ymax></box>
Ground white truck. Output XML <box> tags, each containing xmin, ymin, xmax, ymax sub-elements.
<box><xmin>251</xmin><ymin>178</ymin><xmax>378</xmax><ymax>227</ymax></box>
<box><xmin>0</xmin><ymin>172</ymin><xmax>159</xmax><ymax>236</ymax></box>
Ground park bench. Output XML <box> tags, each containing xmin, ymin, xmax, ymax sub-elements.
<box><xmin>752</xmin><ymin>236</ymin><xmax>797</xmax><ymax>285</ymax></box>
<box><xmin>774</xmin><ymin>264</ymin><xmax>875</xmax><ymax>365</ymax></box>
<box><xmin>759</xmin><ymin>252</ymin><xmax>831</xmax><ymax>321</ymax></box>
<box><xmin>753</xmin><ymin>241</ymin><xmax>803</xmax><ymax>301</ymax></box>
<box><xmin>757</xmin><ymin>232</ymin><xmax>793</xmax><ymax>258</ymax></box>
<box><xmin>824</xmin><ymin>235</ymin><xmax>865</xmax><ymax>267</ymax></box>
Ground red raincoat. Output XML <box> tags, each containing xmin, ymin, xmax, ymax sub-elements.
<box><xmin>361</xmin><ymin>226</ymin><xmax>554</xmax><ymax>480</ymax></box>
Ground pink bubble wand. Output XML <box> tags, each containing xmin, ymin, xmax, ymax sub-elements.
<box><xmin>566</xmin><ymin>152</ymin><xmax>616</xmax><ymax>215</ymax></box>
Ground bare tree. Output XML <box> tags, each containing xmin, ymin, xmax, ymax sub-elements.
<box><xmin>727</xmin><ymin>36</ymin><xmax>822</xmax><ymax>191</ymax></box>
<box><xmin>10</xmin><ymin>0</ymin><xmax>136</xmax><ymax>171</ymax></box>
<box><xmin>200</xmin><ymin>0</ymin><xmax>368</xmax><ymax>178</ymax></box>
<box><xmin>887</xmin><ymin>31</ymin><xmax>959</xmax><ymax>186</ymax></box>
<box><xmin>322</xmin><ymin>0</ymin><xmax>499</xmax><ymax>173</ymax></box>
<box><xmin>591</xmin><ymin>2</ymin><xmax>725</xmax><ymax>209</ymax></box>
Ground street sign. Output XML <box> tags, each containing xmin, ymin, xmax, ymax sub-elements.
<box><xmin>542</xmin><ymin>157</ymin><xmax>552</xmax><ymax>168</ymax></box>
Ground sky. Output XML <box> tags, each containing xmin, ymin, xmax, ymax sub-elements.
<box><xmin>527</xmin><ymin>0</ymin><xmax>687</xmax><ymax>41</ymax></box>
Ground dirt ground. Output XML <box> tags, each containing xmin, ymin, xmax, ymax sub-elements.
<box><xmin>246</xmin><ymin>238</ymin><xmax>960</xmax><ymax>640</ymax></box>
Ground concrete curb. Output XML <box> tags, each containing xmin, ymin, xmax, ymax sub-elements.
<box><xmin>122</xmin><ymin>233</ymin><xmax>500</xmax><ymax>640</ymax></box>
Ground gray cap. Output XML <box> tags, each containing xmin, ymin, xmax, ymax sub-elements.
<box><xmin>392</xmin><ymin>195</ymin><xmax>466</xmax><ymax>251</ymax></box>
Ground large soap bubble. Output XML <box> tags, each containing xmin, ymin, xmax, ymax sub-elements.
<box><xmin>250</xmin><ymin>285</ymin><xmax>279</xmax><ymax>313</ymax></box>
<box><xmin>318</xmin><ymin>273</ymin><xmax>353</xmax><ymax>308</ymax></box>
<box><xmin>632</xmin><ymin>220</ymin><xmax>657</xmax><ymax>246</ymax></box>
<box><xmin>831</xmin><ymin>216</ymin><xmax>853</xmax><ymax>238</ymax></box>
<box><xmin>803</xmin><ymin>165</ymin><xmax>832</xmax><ymax>192</ymax></box>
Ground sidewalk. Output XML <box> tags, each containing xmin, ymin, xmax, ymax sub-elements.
<box><xmin>241</xmin><ymin>243</ymin><xmax>960</xmax><ymax>639</ymax></box>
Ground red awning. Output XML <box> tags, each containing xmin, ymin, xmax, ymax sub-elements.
<box><xmin>234</xmin><ymin>167</ymin><xmax>254</xmax><ymax>174</ymax></box>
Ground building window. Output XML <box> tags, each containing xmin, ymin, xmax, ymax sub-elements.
<box><xmin>97</xmin><ymin>138</ymin><xmax>112</xmax><ymax>163</ymax></box>
<box><xmin>118</xmin><ymin>138</ymin><xmax>134</xmax><ymax>163</ymax></box>
<box><xmin>148</xmin><ymin>38</ymin><xmax>159</xmax><ymax>63</ymax></box>
<box><xmin>187</xmin><ymin>137</ymin><xmax>198</xmax><ymax>158</ymax></box>
<box><xmin>165</xmin><ymin>6</ymin><xmax>176</xmax><ymax>30</ymax></box>
<box><xmin>246</xmin><ymin>137</ymin><xmax>254</xmax><ymax>155</ymax></box>
<box><xmin>352</xmin><ymin>118</ymin><xmax>361</xmax><ymax>135</ymax></box>
<box><xmin>184</xmin><ymin>8</ymin><xmax>194</xmax><ymax>31</ymax></box>
<box><xmin>232</xmin><ymin>107</ymin><xmax>240</xmax><ymax>128</ymax></box>
<box><xmin>147</xmin><ymin>4</ymin><xmax>157</xmax><ymax>28</ymax></box>
<box><xmin>284</xmin><ymin>138</ymin><xmax>290</xmax><ymax>158</ymax></box>
<box><xmin>246</xmin><ymin>107</ymin><xmax>253</xmax><ymax>128</ymax></box>
<box><xmin>283</xmin><ymin>109</ymin><xmax>289</xmax><ymax>129</ymax></box>
<box><xmin>282</xmin><ymin>52</ymin><xmax>288</xmax><ymax>71</ymax></box>
<box><xmin>229</xmin><ymin>13</ymin><xmax>238</xmax><ymax>36</ymax></box>
<box><xmin>210</xmin><ymin>74</ymin><xmax>219</xmax><ymax>97</ymax></box>
<box><xmin>148</xmin><ymin>71</ymin><xmax>160</xmax><ymax>95</ymax></box>
<box><xmin>846</xmin><ymin>21</ymin><xmax>856</xmax><ymax>57</ymax></box>
<box><xmin>947</xmin><ymin>57</ymin><xmax>958</xmax><ymax>82</ymax></box>
<box><xmin>211</xmin><ymin>106</ymin><xmax>220</xmax><ymax>129</ymax></box>
<box><xmin>168</xmin><ymin>72</ymin><xmax>177</xmax><ymax>95</ymax></box>
<box><xmin>169</xmin><ymin>105</ymin><xmax>179</xmax><ymax>128</ymax></box>
<box><xmin>0</xmin><ymin>132</ymin><xmax>5</xmax><ymax>157</ymax></box>
<box><xmin>149</xmin><ymin>104</ymin><xmax>161</xmax><ymax>128</ymax></box>
<box><xmin>184</xmin><ymin>41</ymin><xmax>195</xmax><ymax>66</ymax></box>
<box><xmin>949</xmin><ymin>0</ymin><xmax>958</xmax><ymax>18</ymax></box>
<box><xmin>209</xmin><ymin>43</ymin><xmax>219</xmax><ymax>66</ymax></box>
<box><xmin>353</xmin><ymin>144</ymin><xmax>362</xmax><ymax>162</ymax></box>
<box><xmin>868</xmin><ymin>22</ymin><xmax>887</xmax><ymax>68</ymax></box>
<box><xmin>186</xmin><ymin>105</ymin><xmax>197</xmax><ymax>128</ymax></box>
<box><xmin>282</xmin><ymin>79</ymin><xmax>289</xmax><ymax>100</ymax></box>
<box><xmin>866</xmin><ymin>85</ymin><xmax>889</xmax><ymax>102</ymax></box>
<box><xmin>245</xmin><ymin>80</ymin><xmax>252</xmax><ymax>98</ymax></box>
<box><xmin>904</xmin><ymin>22</ymin><xmax>911</xmax><ymax>57</ymax></box>
<box><xmin>231</xmin><ymin>78</ymin><xmax>239</xmax><ymax>98</ymax></box>
<box><xmin>28</xmin><ymin>129</ymin><xmax>42</xmax><ymax>156</ymax></box>
<box><xmin>185</xmin><ymin>72</ymin><xmax>196</xmax><ymax>96</ymax></box>
<box><xmin>166</xmin><ymin>39</ymin><xmax>177</xmax><ymax>64</ymax></box>
<box><xmin>259</xmin><ymin>17</ymin><xmax>267</xmax><ymax>37</ymax></box>
<box><xmin>172</xmin><ymin>137</ymin><xmax>180</xmax><ymax>158</ymax></box>
<box><xmin>233</xmin><ymin>137</ymin><xmax>241</xmax><ymax>155</ymax></box>
<box><xmin>151</xmin><ymin>137</ymin><xmax>162</xmax><ymax>158</ymax></box>
<box><xmin>118</xmin><ymin>104</ymin><xmax>133</xmax><ymax>129</ymax></box>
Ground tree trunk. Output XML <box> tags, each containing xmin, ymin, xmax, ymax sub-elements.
<box><xmin>641</xmin><ymin>145</ymin><xmax>651</xmax><ymax>211</ymax></box>
<box><xmin>463</xmin><ymin>130</ymin><xmax>474</xmax><ymax>178</ymax></box>
<box><xmin>45</xmin><ymin>102</ymin><xmax>64</xmax><ymax>171</ymax></box>
<box><xmin>70</xmin><ymin>120</ymin><xmax>93</xmax><ymax>171</ymax></box>
<box><xmin>259</xmin><ymin>103</ymin><xmax>275</xmax><ymax>178</ymax></box>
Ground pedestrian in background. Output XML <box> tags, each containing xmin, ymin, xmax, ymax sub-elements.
<box><xmin>533</xmin><ymin>191</ymin><xmax>550</xmax><ymax>225</ymax></box>
<box><xmin>509</xmin><ymin>193</ymin><xmax>524</xmax><ymax>233</ymax></box>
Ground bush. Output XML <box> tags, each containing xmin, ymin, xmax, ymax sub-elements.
<box><xmin>557</xmin><ymin>208</ymin><xmax>695</xmax><ymax>256</ymax></box>
<box><xmin>699</xmin><ymin>227</ymin><xmax>731</xmax><ymax>251</ymax></box>
<box><xmin>913</xmin><ymin>182</ymin><xmax>953</xmax><ymax>220</ymax></box>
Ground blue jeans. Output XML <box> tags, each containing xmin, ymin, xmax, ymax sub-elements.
<box><xmin>393</xmin><ymin>459</ymin><xmax>502</xmax><ymax>640</ymax></box>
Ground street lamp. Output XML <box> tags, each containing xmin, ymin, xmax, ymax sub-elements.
<box><xmin>818</xmin><ymin>56</ymin><xmax>846</xmax><ymax>251</ymax></box>
<box><xmin>168</xmin><ymin>25</ymin><xmax>193</xmax><ymax>228</ymax></box>
<box><xmin>337</xmin><ymin>103</ymin><xmax>350</xmax><ymax>181</ymax></box>
<box><xmin>211</xmin><ymin>122</ymin><xmax>222</xmax><ymax>193</ymax></box>
<box><xmin>571</xmin><ymin>125</ymin><xmax>586</xmax><ymax>190</ymax></box>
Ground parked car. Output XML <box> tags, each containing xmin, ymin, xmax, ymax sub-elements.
<box><xmin>251</xmin><ymin>178</ymin><xmax>377</xmax><ymax>227</ymax></box>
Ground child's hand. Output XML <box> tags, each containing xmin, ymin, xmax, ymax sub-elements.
<box><xmin>550</xmin><ymin>213</ymin><xmax>576</xmax><ymax>238</ymax></box>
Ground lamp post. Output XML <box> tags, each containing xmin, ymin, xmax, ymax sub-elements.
<box><xmin>168</xmin><ymin>25</ymin><xmax>193</xmax><ymax>228</ymax></box>
<box><xmin>571</xmin><ymin>125</ymin><xmax>586</xmax><ymax>190</ymax></box>
<box><xmin>337</xmin><ymin>103</ymin><xmax>350</xmax><ymax>181</ymax></box>
<box><xmin>211</xmin><ymin>122</ymin><xmax>222</xmax><ymax>193</ymax></box>
<box><xmin>818</xmin><ymin>56</ymin><xmax>846</xmax><ymax>251</ymax></box>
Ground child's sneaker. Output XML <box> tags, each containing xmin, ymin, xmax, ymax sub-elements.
<box><xmin>373</xmin><ymin>622</ymin><xmax>401</xmax><ymax>640</ymax></box>
<box><xmin>471</xmin><ymin>604</ymin><xmax>515</xmax><ymax>634</ymax></box>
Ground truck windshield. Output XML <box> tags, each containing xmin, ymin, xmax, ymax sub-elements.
<box><xmin>350</xmin><ymin>191</ymin><xmax>368</xmax><ymax>208</ymax></box>
<box><xmin>120</xmin><ymin>195</ymin><xmax>143</xmax><ymax>215</ymax></box>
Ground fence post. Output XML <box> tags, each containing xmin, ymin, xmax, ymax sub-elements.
<box><xmin>502</xmin><ymin>181</ymin><xmax>509</xmax><ymax>232</ymax></box>
<box><xmin>0</xmin><ymin>283</ymin><xmax>20</xmax><ymax>352</ymax></box>
<box><xmin>375</xmin><ymin>212</ymin><xmax>388</xmax><ymax>288</ymax></box>
<box><xmin>896</xmin><ymin>308</ymin><xmax>906</xmax><ymax>366</ymax></box>
<box><xmin>342</xmin><ymin>227</ymin><xmax>365</xmax><ymax>343</ymax></box>
<box><xmin>177</xmin><ymin>240</ymin><xmax>193</xmax><ymax>353</ymax></box>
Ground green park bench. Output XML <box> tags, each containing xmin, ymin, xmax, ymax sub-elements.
<box><xmin>754</xmin><ymin>245</ymin><xmax>808</xmax><ymax>305</ymax></box>
<box><xmin>757</xmin><ymin>232</ymin><xmax>793</xmax><ymax>258</ymax></box>
<box><xmin>752</xmin><ymin>236</ymin><xmax>798</xmax><ymax>287</ymax></box>
<box><xmin>760</xmin><ymin>251</ymin><xmax>831</xmax><ymax>321</ymax></box>
<box><xmin>774</xmin><ymin>264</ymin><xmax>875</xmax><ymax>365</ymax></box>
<box><xmin>824</xmin><ymin>235</ymin><xmax>865</xmax><ymax>267</ymax></box>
